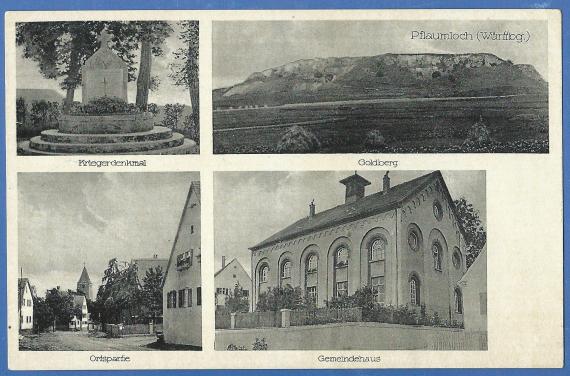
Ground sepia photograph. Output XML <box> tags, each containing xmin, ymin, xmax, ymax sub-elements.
<box><xmin>213</xmin><ymin>20</ymin><xmax>549</xmax><ymax>154</ymax></box>
<box><xmin>214</xmin><ymin>170</ymin><xmax>486</xmax><ymax>350</ymax></box>
<box><xmin>17</xmin><ymin>172</ymin><xmax>202</xmax><ymax>350</ymax></box>
<box><xmin>15</xmin><ymin>21</ymin><xmax>200</xmax><ymax>155</ymax></box>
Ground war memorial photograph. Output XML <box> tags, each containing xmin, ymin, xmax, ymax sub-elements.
<box><xmin>214</xmin><ymin>170</ymin><xmax>487</xmax><ymax>350</ymax></box>
<box><xmin>17</xmin><ymin>172</ymin><xmax>202</xmax><ymax>350</ymax></box>
<box><xmin>212</xmin><ymin>20</ymin><xmax>549</xmax><ymax>154</ymax></box>
<box><xmin>15</xmin><ymin>21</ymin><xmax>200</xmax><ymax>155</ymax></box>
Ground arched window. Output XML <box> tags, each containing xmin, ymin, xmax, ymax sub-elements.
<box><xmin>454</xmin><ymin>288</ymin><xmax>463</xmax><ymax>314</ymax></box>
<box><xmin>260</xmin><ymin>265</ymin><xmax>269</xmax><ymax>283</ymax></box>
<box><xmin>305</xmin><ymin>254</ymin><xmax>318</xmax><ymax>306</ymax></box>
<box><xmin>452</xmin><ymin>248</ymin><xmax>462</xmax><ymax>269</ymax></box>
<box><xmin>281</xmin><ymin>260</ymin><xmax>291</xmax><ymax>279</ymax></box>
<box><xmin>369</xmin><ymin>238</ymin><xmax>386</xmax><ymax>261</ymax></box>
<box><xmin>433</xmin><ymin>200</ymin><xmax>443</xmax><ymax>221</ymax></box>
<box><xmin>432</xmin><ymin>241</ymin><xmax>443</xmax><ymax>271</ymax></box>
<box><xmin>334</xmin><ymin>246</ymin><xmax>349</xmax><ymax>298</ymax></box>
<box><xmin>336</xmin><ymin>247</ymin><xmax>349</xmax><ymax>268</ymax></box>
<box><xmin>410</xmin><ymin>276</ymin><xmax>420</xmax><ymax>305</ymax></box>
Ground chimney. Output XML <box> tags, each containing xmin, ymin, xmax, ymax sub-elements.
<box><xmin>339</xmin><ymin>172</ymin><xmax>371</xmax><ymax>204</ymax></box>
<box><xmin>309</xmin><ymin>199</ymin><xmax>316</xmax><ymax>217</ymax></box>
<box><xmin>153</xmin><ymin>254</ymin><xmax>158</xmax><ymax>259</ymax></box>
<box><xmin>222</xmin><ymin>256</ymin><xmax>226</xmax><ymax>268</ymax></box>
<box><xmin>383</xmin><ymin>171</ymin><xmax>391</xmax><ymax>194</ymax></box>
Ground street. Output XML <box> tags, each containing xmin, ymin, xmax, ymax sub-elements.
<box><xmin>19</xmin><ymin>331</ymin><xmax>158</xmax><ymax>351</ymax></box>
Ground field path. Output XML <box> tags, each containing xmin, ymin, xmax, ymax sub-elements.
<box><xmin>213</xmin><ymin>117</ymin><xmax>346</xmax><ymax>133</ymax></box>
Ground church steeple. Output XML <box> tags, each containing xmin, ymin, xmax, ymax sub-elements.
<box><xmin>77</xmin><ymin>265</ymin><xmax>93</xmax><ymax>301</ymax></box>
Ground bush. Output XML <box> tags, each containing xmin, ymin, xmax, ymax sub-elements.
<box><xmin>252</xmin><ymin>337</ymin><xmax>268</xmax><ymax>350</ymax></box>
<box><xmin>182</xmin><ymin>113</ymin><xmax>200</xmax><ymax>144</ymax></box>
<box><xmin>364</xmin><ymin>130</ymin><xmax>386</xmax><ymax>149</ymax></box>
<box><xmin>71</xmin><ymin>96</ymin><xmax>140</xmax><ymax>115</ymax></box>
<box><xmin>17</xmin><ymin>97</ymin><xmax>27</xmax><ymax>124</ymax></box>
<box><xmin>463</xmin><ymin>115</ymin><xmax>494</xmax><ymax>146</ymax></box>
<box><xmin>276</xmin><ymin>126</ymin><xmax>321</xmax><ymax>153</ymax></box>
<box><xmin>432</xmin><ymin>71</ymin><xmax>441</xmax><ymax>79</ymax></box>
<box><xmin>30</xmin><ymin>100</ymin><xmax>60</xmax><ymax>128</ymax></box>
<box><xmin>256</xmin><ymin>286</ymin><xmax>308</xmax><ymax>312</ymax></box>
<box><xmin>162</xmin><ymin>103</ymin><xmax>186</xmax><ymax>131</ymax></box>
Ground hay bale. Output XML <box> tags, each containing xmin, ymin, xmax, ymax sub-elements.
<box><xmin>276</xmin><ymin>126</ymin><xmax>321</xmax><ymax>153</ymax></box>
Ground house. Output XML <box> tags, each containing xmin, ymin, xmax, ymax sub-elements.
<box><xmin>77</xmin><ymin>266</ymin><xmax>93</xmax><ymax>301</ymax></box>
<box><xmin>162</xmin><ymin>181</ymin><xmax>202</xmax><ymax>347</ymax></box>
<box><xmin>250</xmin><ymin>171</ymin><xmax>470</xmax><ymax>323</ymax></box>
<box><xmin>69</xmin><ymin>294</ymin><xmax>90</xmax><ymax>331</ymax></box>
<box><xmin>215</xmin><ymin>257</ymin><xmax>252</xmax><ymax>308</ymax></box>
<box><xmin>18</xmin><ymin>278</ymin><xmax>34</xmax><ymax>331</ymax></box>
<box><xmin>132</xmin><ymin>254</ymin><xmax>168</xmax><ymax>286</ymax></box>
<box><xmin>458</xmin><ymin>245</ymin><xmax>487</xmax><ymax>332</ymax></box>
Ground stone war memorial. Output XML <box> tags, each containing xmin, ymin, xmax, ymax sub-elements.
<box><xmin>19</xmin><ymin>30</ymin><xmax>197</xmax><ymax>155</ymax></box>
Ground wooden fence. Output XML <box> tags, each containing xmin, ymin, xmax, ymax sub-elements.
<box><xmin>216</xmin><ymin>311</ymin><xmax>231</xmax><ymax>329</ymax></box>
<box><xmin>234</xmin><ymin>311</ymin><xmax>279</xmax><ymax>328</ymax></box>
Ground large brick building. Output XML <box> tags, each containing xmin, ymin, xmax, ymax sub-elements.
<box><xmin>250</xmin><ymin>171</ymin><xmax>469</xmax><ymax>323</ymax></box>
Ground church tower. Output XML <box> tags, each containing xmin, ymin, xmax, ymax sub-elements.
<box><xmin>77</xmin><ymin>266</ymin><xmax>93</xmax><ymax>301</ymax></box>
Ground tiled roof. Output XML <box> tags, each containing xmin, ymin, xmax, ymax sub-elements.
<box><xmin>251</xmin><ymin>171</ymin><xmax>445</xmax><ymax>251</ymax></box>
<box><xmin>18</xmin><ymin>278</ymin><xmax>29</xmax><ymax>308</ymax></box>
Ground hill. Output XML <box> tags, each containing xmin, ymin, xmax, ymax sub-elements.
<box><xmin>213</xmin><ymin>53</ymin><xmax>547</xmax><ymax>108</ymax></box>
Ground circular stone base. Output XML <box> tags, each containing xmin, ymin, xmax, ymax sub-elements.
<box><xmin>19</xmin><ymin>131</ymin><xmax>198</xmax><ymax>155</ymax></box>
<box><xmin>59</xmin><ymin>112</ymin><xmax>154</xmax><ymax>134</ymax></box>
<box><xmin>40</xmin><ymin>126</ymin><xmax>173</xmax><ymax>144</ymax></box>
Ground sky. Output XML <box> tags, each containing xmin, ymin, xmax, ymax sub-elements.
<box><xmin>18</xmin><ymin>172</ymin><xmax>199</xmax><ymax>297</ymax></box>
<box><xmin>213</xmin><ymin>20</ymin><xmax>548</xmax><ymax>89</ymax></box>
<box><xmin>16</xmin><ymin>21</ymin><xmax>193</xmax><ymax>106</ymax></box>
<box><xmin>214</xmin><ymin>170</ymin><xmax>486</xmax><ymax>274</ymax></box>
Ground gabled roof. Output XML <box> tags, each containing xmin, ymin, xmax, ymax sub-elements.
<box><xmin>162</xmin><ymin>180</ymin><xmax>201</xmax><ymax>287</ymax></box>
<box><xmin>18</xmin><ymin>278</ymin><xmax>32</xmax><ymax>308</ymax></box>
<box><xmin>72</xmin><ymin>294</ymin><xmax>87</xmax><ymax>309</ymax></box>
<box><xmin>78</xmin><ymin>266</ymin><xmax>92</xmax><ymax>284</ymax></box>
<box><xmin>214</xmin><ymin>258</ymin><xmax>251</xmax><ymax>280</ymax></box>
<box><xmin>83</xmin><ymin>42</ymin><xmax>128</xmax><ymax>70</ymax></box>
<box><xmin>251</xmin><ymin>171</ymin><xmax>464</xmax><ymax>251</ymax></box>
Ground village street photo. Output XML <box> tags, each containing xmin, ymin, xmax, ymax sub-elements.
<box><xmin>213</xmin><ymin>20</ymin><xmax>548</xmax><ymax>154</ymax></box>
<box><xmin>15</xmin><ymin>20</ymin><xmax>200</xmax><ymax>155</ymax></box>
<box><xmin>214</xmin><ymin>170</ymin><xmax>487</xmax><ymax>350</ymax></box>
<box><xmin>17</xmin><ymin>172</ymin><xmax>202</xmax><ymax>351</ymax></box>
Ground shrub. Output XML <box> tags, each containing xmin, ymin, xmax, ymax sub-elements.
<box><xmin>182</xmin><ymin>113</ymin><xmax>200</xmax><ymax>144</ymax></box>
<box><xmin>162</xmin><ymin>103</ymin><xmax>186</xmax><ymax>131</ymax></box>
<box><xmin>30</xmin><ymin>100</ymin><xmax>60</xmax><ymax>128</ymax></box>
<box><xmin>75</xmin><ymin>96</ymin><xmax>140</xmax><ymax>115</ymax></box>
<box><xmin>256</xmin><ymin>286</ymin><xmax>308</xmax><ymax>312</ymax></box>
<box><xmin>432</xmin><ymin>71</ymin><xmax>441</xmax><ymax>79</ymax></box>
<box><xmin>364</xmin><ymin>130</ymin><xmax>386</xmax><ymax>149</ymax></box>
<box><xmin>276</xmin><ymin>126</ymin><xmax>321</xmax><ymax>153</ymax></box>
<box><xmin>463</xmin><ymin>115</ymin><xmax>494</xmax><ymax>146</ymax></box>
<box><xmin>17</xmin><ymin>97</ymin><xmax>27</xmax><ymax>124</ymax></box>
<box><xmin>252</xmin><ymin>338</ymin><xmax>268</xmax><ymax>350</ymax></box>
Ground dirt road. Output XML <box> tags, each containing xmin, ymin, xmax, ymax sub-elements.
<box><xmin>19</xmin><ymin>331</ymin><xmax>157</xmax><ymax>351</ymax></box>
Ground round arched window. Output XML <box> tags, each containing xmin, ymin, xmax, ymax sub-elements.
<box><xmin>432</xmin><ymin>241</ymin><xmax>443</xmax><ymax>271</ymax></box>
<box><xmin>433</xmin><ymin>200</ymin><xmax>443</xmax><ymax>221</ymax></box>
<box><xmin>369</xmin><ymin>238</ymin><xmax>386</xmax><ymax>261</ymax></box>
<box><xmin>307</xmin><ymin>254</ymin><xmax>318</xmax><ymax>273</ymax></box>
<box><xmin>281</xmin><ymin>260</ymin><xmax>291</xmax><ymax>279</ymax></box>
<box><xmin>336</xmin><ymin>247</ymin><xmax>349</xmax><ymax>268</ymax></box>
<box><xmin>408</xmin><ymin>229</ymin><xmax>419</xmax><ymax>252</ymax></box>
<box><xmin>260</xmin><ymin>265</ymin><xmax>269</xmax><ymax>283</ymax></box>
<box><xmin>452</xmin><ymin>249</ymin><xmax>462</xmax><ymax>269</ymax></box>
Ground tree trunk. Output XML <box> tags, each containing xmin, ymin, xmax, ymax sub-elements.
<box><xmin>189</xmin><ymin>83</ymin><xmax>199</xmax><ymax>131</ymax></box>
<box><xmin>64</xmin><ymin>88</ymin><xmax>75</xmax><ymax>112</ymax></box>
<box><xmin>136</xmin><ymin>37</ymin><xmax>152</xmax><ymax>109</ymax></box>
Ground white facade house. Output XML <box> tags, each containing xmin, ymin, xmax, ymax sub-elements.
<box><xmin>162</xmin><ymin>181</ymin><xmax>202</xmax><ymax>347</ymax></box>
<box><xmin>70</xmin><ymin>294</ymin><xmax>90</xmax><ymax>330</ymax></box>
<box><xmin>18</xmin><ymin>278</ymin><xmax>34</xmax><ymax>331</ymax></box>
<box><xmin>215</xmin><ymin>257</ymin><xmax>252</xmax><ymax>308</ymax></box>
<box><xmin>458</xmin><ymin>245</ymin><xmax>487</xmax><ymax>332</ymax></box>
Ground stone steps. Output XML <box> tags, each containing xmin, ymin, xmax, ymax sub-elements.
<box><xmin>28</xmin><ymin>132</ymin><xmax>188</xmax><ymax>154</ymax></box>
<box><xmin>40</xmin><ymin>126</ymin><xmax>173</xmax><ymax>144</ymax></box>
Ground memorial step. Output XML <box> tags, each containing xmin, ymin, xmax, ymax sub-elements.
<box><xmin>28</xmin><ymin>132</ymin><xmax>186</xmax><ymax>154</ymax></box>
<box><xmin>40</xmin><ymin>126</ymin><xmax>173</xmax><ymax>144</ymax></box>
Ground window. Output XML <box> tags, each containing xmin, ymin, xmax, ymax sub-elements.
<box><xmin>433</xmin><ymin>200</ymin><xmax>443</xmax><ymax>221</ymax></box>
<box><xmin>371</xmin><ymin>276</ymin><xmax>385</xmax><ymax>303</ymax></box>
<box><xmin>190</xmin><ymin>225</ymin><xmax>194</xmax><ymax>234</ymax></box>
<box><xmin>369</xmin><ymin>238</ymin><xmax>386</xmax><ymax>262</ymax></box>
<box><xmin>179</xmin><ymin>289</ymin><xmax>186</xmax><ymax>308</ymax></box>
<box><xmin>281</xmin><ymin>260</ymin><xmax>291</xmax><ymax>279</ymax></box>
<box><xmin>408</xmin><ymin>229</ymin><xmax>419</xmax><ymax>252</ymax></box>
<box><xmin>452</xmin><ymin>248</ymin><xmax>462</xmax><ymax>269</ymax></box>
<box><xmin>432</xmin><ymin>241</ymin><xmax>443</xmax><ymax>271</ymax></box>
<box><xmin>454</xmin><ymin>288</ymin><xmax>463</xmax><ymax>314</ymax></box>
<box><xmin>410</xmin><ymin>276</ymin><xmax>420</xmax><ymax>305</ymax></box>
<box><xmin>260</xmin><ymin>265</ymin><xmax>269</xmax><ymax>283</ymax></box>
<box><xmin>336</xmin><ymin>281</ymin><xmax>348</xmax><ymax>298</ymax></box>
<box><xmin>243</xmin><ymin>290</ymin><xmax>249</xmax><ymax>297</ymax></box>
<box><xmin>177</xmin><ymin>249</ymin><xmax>193</xmax><ymax>268</ymax></box>
<box><xmin>307</xmin><ymin>255</ymin><xmax>318</xmax><ymax>273</ymax></box>
<box><xmin>197</xmin><ymin>287</ymin><xmax>202</xmax><ymax>306</ymax></box>
<box><xmin>306</xmin><ymin>286</ymin><xmax>317</xmax><ymax>305</ymax></box>
<box><xmin>167</xmin><ymin>290</ymin><xmax>177</xmax><ymax>309</ymax></box>
<box><xmin>187</xmin><ymin>288</ymin><xmax>193</xmax><ymax>307</ymax></box>
<box><xmin>335</xmin><ymin>247</ymin><xmax>349</xmax><ymax>268</ymax></box>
